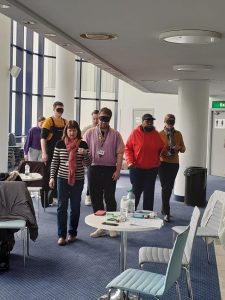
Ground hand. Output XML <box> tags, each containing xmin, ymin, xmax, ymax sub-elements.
<box><xmin>78</xmin><ymin>148</ymin><xmax>88</xmax><ymax>156</ymax></box>
<box><xmin>128</xmin><ymin>163</ymin><xmax>135</xmax><ymax>169</ymax></box>
<box><xmin>173</xmin><ymin>145</ymin><xmax>181</xmax><ymax>151</ymax></box>
<box><xmin>42</xmin><ymin>152</ymin><xmax>48</xmax><ymax>163</ymax></box>
<box><xmin>49</xmin><ymin>178</ymin><xmax>55</xmax><ymax>189</ymax></box>
<box><xmin>112</xmin><ymin>170</ymin><xmax>120</xmax><ymax>181</ymax></box>
<box><xmin>24</xmin><ymin>155</ymin><xmax>28</xmax><ymax>161</ymax></box>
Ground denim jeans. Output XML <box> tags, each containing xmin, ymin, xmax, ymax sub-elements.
<box><xmin>130</xmin><ymin>167</ymin><xmax>158</xmax><ymax>211</ymax></box>
<box><xmin>57</xmin><ymin>177</ymin><xmax>84</xmax><ymax>238</ymax></box>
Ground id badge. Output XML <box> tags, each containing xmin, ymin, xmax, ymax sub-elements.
<box><xmin>97</xmin><ymin>149</ymin><xmax>105</xmax><ymax>156</ymax></box>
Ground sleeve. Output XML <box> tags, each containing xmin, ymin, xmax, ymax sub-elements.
<box><xmin>24</xmin><ymin>129</ymin><xmax>32</xmax><ymax>155</ymax></box>
<box><xmin>81</xmin><ymin>141</ymin><xmax>92</xmax><ymax>167</ymax></box>
<box><xmin>124</xmin><ymin>133</ymin><xmax>135</xmax><ymax>165</ymax></box>
<box><xmin>50</xmin><ymin>143</ymin><xmax>60</xmax><ymax>178</ymax></box>
<box><xmin>179</xmin><ymin>132</ymin><xmax>186</xmax><ymax>153</ymax></box>
<box><xmin>41</xmin><ymin>118</ymin><xmax>52</xmax><ymax>139</ymax></box>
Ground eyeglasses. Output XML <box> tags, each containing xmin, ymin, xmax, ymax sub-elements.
<box><xmin>166</xmin><ymin>119</ymin><xmax>175</xmax><ymax>125</ymax></box>
<box><xmin>99</xmin><ymin>116</ymin><xmax>110</xmax><ymax>122</ymax></box>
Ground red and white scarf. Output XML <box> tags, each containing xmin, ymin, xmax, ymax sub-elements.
<box><xmin>64</xmin><ymin>137</ymin><xmax>81</xmax><ymax>186</ymax></box>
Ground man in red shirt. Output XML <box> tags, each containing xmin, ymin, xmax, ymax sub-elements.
<box><xmin>125</xmin><ymin>114</ymin><xmax>164</xmax><ymax>211</ymax></box>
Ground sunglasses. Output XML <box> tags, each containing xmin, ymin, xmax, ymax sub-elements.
<box><xmin>56</xmin><ymin>107</ymin><xmax>64</xmax><ymax>113</ymax></box>
<box><xmin>99</xmin><ymin>116</ymin><xmax>110</xmax><ymax>122</ymax></box>
<box><xmin>166</xmin><ymin>119</ymin><xmax>175</xmax><ymax>125</ymax></box>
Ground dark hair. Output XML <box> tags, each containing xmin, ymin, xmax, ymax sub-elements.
<box><xmin>99</xmin><ymin>107</ymin><xmax>112</xmax><ymax>118</ymax></box>
<box><xmin>53</xmin><ymin>101</ymin><xmax>64</xmax><ymax>109</ymax></box>
<box><xmin>92</xmin><ymin>109</ymin><xmax>99</xmax><ymax>115</ymax></box>
<box><xmin>62</xmin><ymin>120</ymin><xmax>82</xmax><ymax>140</ymax></box>
<box><xmin>38</xmin><ymin>116</ymin><xmax>46</xmax><ymax>122</ymax></box>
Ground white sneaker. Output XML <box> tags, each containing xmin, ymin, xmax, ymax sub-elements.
<box><xmin>49</xmin><ymin>198</ymin><xmax>58</xmax><ymax>207</ymax></box>
<box><xmin>109</xmin><ymin>231</ymin><xmax>117</xmax><ymax>238</ymax></box>
<box><xmin>90</xmin><ymin>228</ymin><xmax>108</xmax><ymax>238</ymax></box>
<box><xmin>85</xmin><ymin>195</ymin><xmax>92</xmax><ymax>206</ymax></box>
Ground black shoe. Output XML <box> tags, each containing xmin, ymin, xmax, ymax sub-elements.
<box><xmin>164</xmin><ymin>215</ymin><xmax>171</xmax><ymax>222</ymax></box>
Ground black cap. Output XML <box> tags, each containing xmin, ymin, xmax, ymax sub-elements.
<box><xmin>142</xmin><ymin>113</ymin><xmax>156</xmax><ymax>121</ymax></box>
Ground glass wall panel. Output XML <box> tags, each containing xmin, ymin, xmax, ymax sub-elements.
<box><xmin>12</xmin><ymin>21</ymin><xmax>17</xmax><ymax>44</ymax></box>
<box><xmin>43</xmin><ymin>96</ymin><xmax>55</xmax><ymax>117</ymax></box>
<box><xmin>33</xmin><ymin>32</ymin><xmax>39</xmax><ymax>53</ymax></box>
<box><xmin>32</xmin><ymin>54</ymin><xmax>38</xmax><ymax>94</ymax></box>
<box><xmin>32</xmin><ymin>96</ymin><xmax>38</xmax><ymax>126</ymax></box>
<box><xmin>23</xmin><ymin>51</ymin><xmax>26</xmax><ymax>92</ymax></box>
<box><xmin>80</xmin><ymin>100</ymin><xmax>97</xmax><ymax>131</ymax></box>
<box><xmin>81</xmin><ymin>62</ymin><xmax>96</xmax><ymax>93</ymax></box>
<box><xmin>44</xmin><ymin>56</ymin><xmax>56</xmax><ymax>95</ymax></box>
<box><xmin>22</xmin><ymin>94</ymin><xmax>26</xmax><ymax>134</ymax></box>
<box><xmin>11</xmin><ymin>92</ymin><xmax>16</xmax><ymax>133</ymax></box>
<box><xmin>44</xmin><ymin>38</ymin><xmax>56</xmax><ymax>56</ymax></box>
<box><xmin>101</xmin><ymin>70</ymin><xmax>115</xmax><ymax>99</ymax></box>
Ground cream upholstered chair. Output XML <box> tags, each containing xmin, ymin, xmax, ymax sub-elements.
<box><xmin>0</xmin><ymin>220</ymin><xmax>29</xmax><ymax>267</ymax></box>
<box><xmin>139</xmin><ymin>207</ymin><xmax>200</xmax><ymax>300</ymax></box>
<box><xmin>172</xmin><ymin>190</ymin><xmax>225</xmax><ymax>264</ymax></box>
<box><xmin>106</xmin><ymin>226</ymin><xmax>190</xmax><ymax>300</ymax></box>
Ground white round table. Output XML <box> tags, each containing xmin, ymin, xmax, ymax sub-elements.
<box><xmin>19</xmin><ymin>173</ymin><xmax>43</xmax><ymax>182</ymax></box>
<box><xmin>85</xmin><ymin>213</ymin><xmax>163</xmax><ymax>300</ymax></box>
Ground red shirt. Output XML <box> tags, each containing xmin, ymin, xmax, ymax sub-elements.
<box><xmin>125</xmin><ymin>126</ymin><xmax>164</xmax><ymax>169</ymax></box>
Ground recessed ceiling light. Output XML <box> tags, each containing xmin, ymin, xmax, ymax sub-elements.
<box><xmin>44</xmin><ymin>33</ymin><xmax>56</xmax><ymax>37</ymax></box>
<box><xmin>80</xmin><ymin>32</ymin><xmax>118</xmax><ymax>40</ymax></box>
<box><xmin>75</xmin><ymin>51</ymin><xmax>84</xmax><ymax>54</ymax></box>
<box><xmin>22</xmin><ymin>20</ymin><xmax>36</xmax><ymax>25</ymax></box>
<box><xmin>159</xmin><ymin>30</ymin><xmax>222</xmax><ymax>44</ymax></box>
<box><xmin>95</xmin><ymin>63</ymin><xmax>103</xmax><ymax>66</ymax></box>
<box><xmin>0</xmin><ymin>4</ymin><xmax>10</xmax><ymax>8</ymax></box>
<box><xmin>173</xmin><ymin>65</ymin><xmax>213</xmax><ymax>71</ymax></box>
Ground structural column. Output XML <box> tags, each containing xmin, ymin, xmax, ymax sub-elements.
<box><xmin>174</xmin><ymin>80</ymin><xmax>209</xmax><ymax>199</ymax></box>
<box><xmin>55</xmin><ymin>45</ymin><xmax>75</xmax><ymax>120</ymax></box>
<box><xmin>0</xmin><ymin>14</ymin><xmax>11</xmax><ymax>171</ymax></box>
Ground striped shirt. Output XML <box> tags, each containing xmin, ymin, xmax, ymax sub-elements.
<box><xmin>50</xmin><ymin>140</ymin><xmax>91</xmax><ymax>181</ymax></box>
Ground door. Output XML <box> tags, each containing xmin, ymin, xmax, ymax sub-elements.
<box><xmin>210</xmin><ymin>111</ymin><xmax>225</xmax><ymax>177</ymax></box>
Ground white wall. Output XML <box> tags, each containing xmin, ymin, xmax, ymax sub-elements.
<box><xmin>118</xmin><ymin>81</ymin><xmax>178</xmax><ymax>142</ymax></box>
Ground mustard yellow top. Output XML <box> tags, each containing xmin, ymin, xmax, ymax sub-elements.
<box><xmin>159</xmin><ymin>129</ymin><xmax>186</xmax><ymax>164</ymax></box>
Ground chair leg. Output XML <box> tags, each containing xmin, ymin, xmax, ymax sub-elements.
<box><xmin>175</xmin><ymin>281</ymin><xmax>181</xmax><ymax>300</ymax></box>
<box><xmin>184</xmin><ymin>266</ymin><xmax>193</xmax><ymax>300</ymax></box>
<box><xmin>108</xmin><ymin>288</ymin><xmax>112</xmax><ymax>299</ymax></box>
<box><xmin>205</xmin><ymin>238</ymin><xmax>210</xmax><ymax>264</ymax></box>
<box><xmin>140</xmin><ymin>263</ymin><xmax>144</xmax><ymax>270</ymax></box>
<box><xmin>22</xmin><ymin>228</ymin><xmax>26</xmax><ymax>268</ymax></box>
<box><xmin>26</xmin><ymin>227</ymin><xmax>29</xmax><ymax>256</ymax></box>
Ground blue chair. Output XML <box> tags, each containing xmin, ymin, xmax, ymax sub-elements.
<box><xmin>106</xmin><ymin>226</ymin><xmax>190</xmax><ymax>300</ymax></box>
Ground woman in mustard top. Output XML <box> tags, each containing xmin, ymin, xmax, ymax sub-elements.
<box><xmin>159</xmin><ymin>114</ymin><xmax>186</xmax><ymax>222</ymax></box>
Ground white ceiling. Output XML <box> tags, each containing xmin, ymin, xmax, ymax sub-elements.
<box><xmin>2</xmin><ymin>0</ymin><xmax>225</xmax><ymax>96</ymax></box>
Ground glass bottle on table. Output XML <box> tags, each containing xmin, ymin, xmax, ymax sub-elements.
<box><xmin>25</xmin><ymin>163</ymin><xmax>30</xmax><ymax>176</ymax></box>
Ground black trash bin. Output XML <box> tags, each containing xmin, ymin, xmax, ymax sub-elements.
<box><xmin>184</xmin><ymin>167</ymin><xmax>207</xmax><ymax>207</ymax></box>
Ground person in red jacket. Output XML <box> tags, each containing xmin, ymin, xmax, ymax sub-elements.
<box><xmin>125</xmin><ymin>114</ymin><xmax>164</xmax><ymax>211</ymax></box>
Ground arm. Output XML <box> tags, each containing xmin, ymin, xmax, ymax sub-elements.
<box><xmin>49</xmin><ymin>146</ymin><xmax>60</xmax><ymax>189</ymax></box>
<box><xmin>112</xmin><ymin>133</ymin><xmax>125</xmax><ymax>181</ymax></box>
<box><xmin>41</xmin><ymin>138</ymin><xmax>48</xmax><ymax>162</ymax></box>
<box><xmin>173</xmin><ymin>132</ymin><xmax>186</xmax><ymax>153</ymax></box>
<box><xmin>124</xmin><ymin>133</ymin><xmax>135</xmax><ymax>168</ymax></box>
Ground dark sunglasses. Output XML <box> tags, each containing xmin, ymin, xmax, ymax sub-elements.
<box><xmin>56</xmin><ymin>107</ymin><xmax>64</xmax><ymax>113</ymax></box>
<box><xmin>99</xmin><ymin>116</ymin><xmax>110</xmax><ymax>122</ymax></box>
<box><xmin>166</xmin><ymin>119</ymin><xmax>175</xmax><ymax>125</ymax></box>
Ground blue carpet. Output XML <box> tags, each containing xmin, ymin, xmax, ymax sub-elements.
<box><xmin>0</xmin><ymin>174</ymin><xmax>222</xmax><ymax>300</ymax></box>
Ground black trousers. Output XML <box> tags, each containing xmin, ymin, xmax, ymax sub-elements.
<box><xmin>88</xmin><ymin>166</ymin><xmax>117</xmax><ymax>213</ymax></box>
<box><xmin>158</xmin><ymin>162</ymin><xmax>179</xmax><ymax>215</ymax></box>
<box><xmin>130</xmin><ymin>167</ymin><xmax>158</xmax><ymax>211</ymax></box>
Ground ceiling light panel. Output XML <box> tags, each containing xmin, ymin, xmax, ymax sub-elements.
<box><xmin>160</xmin><ymin>30</ymin><xmax>222</xmax><ymax>44</ymax></box>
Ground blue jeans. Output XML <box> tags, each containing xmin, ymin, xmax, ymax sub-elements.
<box><xmin>57</xmin><ymin>177</ymin><xmax>84</xmax><ymax>238</ymax></box>
<box><xmin>130</xmin><ymin>167</ymin><xmax>158</xmax><ymax>211</ymax></box>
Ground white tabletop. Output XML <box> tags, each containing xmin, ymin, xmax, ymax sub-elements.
<box><xmin>19</xmin><ymin>173</ymin><xmax>43</xmax><ymax>182</ymax></box>
<box><xmin>85</xmin><ymin>213</ymin><xmax>163</xmax><ymax>232</ymax></box>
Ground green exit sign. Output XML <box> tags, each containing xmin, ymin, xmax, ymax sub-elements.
<box><xmin>212</xmin><ymin>101</ymin><xmax>225</xmax><ymax>108</ymax></box>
